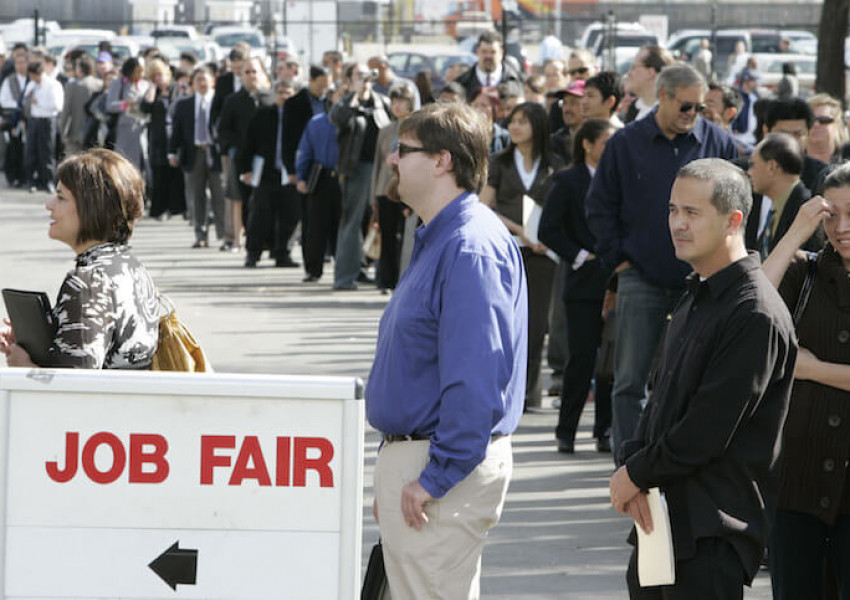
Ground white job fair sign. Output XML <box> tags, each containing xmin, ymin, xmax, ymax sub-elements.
<box><xmin>0</xmin><ymin>368</ymin><xmax>365</xmax><ymax>599</ymax></box>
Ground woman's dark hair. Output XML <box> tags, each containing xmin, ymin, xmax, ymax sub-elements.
<box><xmin>413</xmin><ymin>70</ymin><xmax>433</xmax><ymax>103</ymax></box>
<box><xmin>823</xmin><ymin>162</ymin><xmax>850</xmax><ymax>193</ymax></box>
<box><xmin>572</xmin><ymin>118</ymin><xmax>614</xmax><ymax>166</ymax></box>
<box><xmin>57</xmin><ymin>149</ymin><xmax>145</xmax><ymax>245</ymax></box>
<box><xmin>121</xmin><ymin>57</ymin><xmax>141</xmax><ymax>79</ymax></box>
<box><xmin>507</xmin><ymin>102</ymin><xmax>550</xmax><ymax>160</ymax></box>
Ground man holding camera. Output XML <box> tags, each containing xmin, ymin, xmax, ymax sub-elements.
<box><xmin>328</xmin><ymin>63</ymin><xmax>392</xmax><ymax>290</ymax></box>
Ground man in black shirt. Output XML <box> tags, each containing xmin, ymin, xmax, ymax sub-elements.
<box><xmin>609</xmin><ymin>158</ymin><xmax>797</xmax><ymax>599</ymax></box>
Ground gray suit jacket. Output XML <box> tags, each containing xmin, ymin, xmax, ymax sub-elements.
<box><xmin>60</xmin><ymin>76</ymin><xmax>102</xmax><ymax>145</ymax></box>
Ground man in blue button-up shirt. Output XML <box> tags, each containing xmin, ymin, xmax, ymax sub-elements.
<box><xmin>366</xmin><ymin>102</ymin><xmax>527</xmax><ymax>599</ymax></box>
<box><xmin>586</xmin><ymin>63</ymin><xmax>739</xmax><ymax>462</ymax></box>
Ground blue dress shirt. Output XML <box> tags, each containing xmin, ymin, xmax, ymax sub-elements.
<box><xmin>295</xmin><ymin>113</ymin><xmax>339</xmax><ymax>182</ymax></box>
<box><xmin>585</xmin><ymin>110</ymin><xmax>739</xmax><ymax>289</ymax></box>
<box><xmin>366</xmin><ymin>192</ymin><xmax>528</xmax><ymax>499</ymax></box>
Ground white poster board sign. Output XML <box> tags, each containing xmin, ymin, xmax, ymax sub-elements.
<box><xmin>0</xmin><ymin>369</ymin><xmax>364</xmax><ymax>599</ymax></box>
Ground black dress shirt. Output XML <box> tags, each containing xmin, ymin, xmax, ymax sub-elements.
<box><xmin>622</xmin><ymin>253</ymin><xmax>797</xmax><ymax>583</ymax></box>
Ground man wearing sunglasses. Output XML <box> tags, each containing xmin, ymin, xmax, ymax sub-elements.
<box><xmin>366</xmin><ymin>103</ymin><xmax>527</xmax><ymax>599</ymax></box>
<box><xmin>586</xmin><ymin>63</ymin><xmax>740</xmax><ymax>462</ymax></box>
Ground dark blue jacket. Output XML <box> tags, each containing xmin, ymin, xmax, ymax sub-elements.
<box><xmin>295</xmin><ymin>113</ymin><xmax>339</xmax><ymax>182</ymax></box>
<box><xmin>586</xmin><ymin>109</ymin><xmax>739</xmax><ymax>289</ymax></box>
<box><xmin>539</xmin><ymin>163</ymin><xmax>610</xmax><ymax>303</ymax></box>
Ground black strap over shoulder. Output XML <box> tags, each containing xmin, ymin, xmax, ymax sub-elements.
<box><xmin>792</xmin><ymin>251</ymin><xmax>818</xmax><ymax>327</ymax></box>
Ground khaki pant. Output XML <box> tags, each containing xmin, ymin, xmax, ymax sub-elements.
<box><xmin>374</xmin><ymin>436</ymin><xmax>512</xmax><ymax>600</ymax></box>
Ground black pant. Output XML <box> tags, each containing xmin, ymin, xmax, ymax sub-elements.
<box><xmin>770</xmin><ymin>510</ymin><xmax>850</xmax><ymax>600</ymax></box>
<box><xmin>4</xmin><ymin>132</ymin><xmax>25</xmax><ymax>186</ymax></box>
<box><xmin>556</xmin><ymin>300</ymin><xmax>612</xmax><ymax>442</ymax></box>
<box><xmin>246</xmin><ymin>179</ymin><xmax>301</xmax><ymax>262</ymax></box>
<box><xmin>522</xmin><ymin>249</ymin><xmax>556</xmax><ymax>406</ymax></box>
<box><xmin>303</xmin><ymin>170</ymin><xmax>341</xmax><ymax>278</ymax></box>
<box><xmin>150</xmin><ymin>164</ymin><xmax>186</xmax><ymax>217</ymax></box>
<box><xmin>627</xmin><ymin>537</ymin><xmax>745</xmax><ymax>599</ymax></box>
<box><xmin>377</xmin><ymin>195</ymin><xmax>405</xmax><ymax>289</ymax></box>
<box><xmin>25</xmin><ymin>117</ymin><xmax>56</xmax><ymax>189</ymax></box>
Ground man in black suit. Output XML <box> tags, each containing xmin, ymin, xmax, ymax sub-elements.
<box><xmin>169</xmin><ymin>68</ymin><xmax>225</xmax><ymax>248</ymax></box>
<box><xmin>453</xmin><ymin>30</ymin><xmax>523</xmax><ymax>102</ymax></box>
<box><xmin>238</xmin><ymin>79</ymin><xmax>301</xmax><ymax>267</ymax></box>
<box><xmin>211</xmin><ymin>47</ymin><xmax>245</xmax><ymax>128</ymax></box>
<box><xmin>281</xmin><ymin>65</ymin><xmax>331</xmax><ymax>263</ymax></box>
<box><xmin>747</xmin><ymin>132</ymin><xmax>823</xmax><ymax>258</ymax></box>
<box><xmin>217</xmin><ymin>56</ymin><xmax>273</xmax><ymax>251</ymax></box>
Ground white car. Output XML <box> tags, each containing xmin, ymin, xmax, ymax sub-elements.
<box><xmin>577</xmin><ymin>21</ymin><xmax>648</xmax><ymax>50</ymax></box>
<box><xmin>151</xmin><ymin>25</ymin><xmax>199</xmax><ymax>40</ymax></box>
<box><xmin>155</xmin><ymin>38</ymin><xmax>223</xmax><ymax>68</ymax></box>
<box><xmin>46</xmin><ymin>28</ymin><xmax>116</xmax><ymax>47</ymax></box>
<box><xmin>209</xmin><ymin>25</ymin><xmax>268</xmax><ymax>68</ymax></box>
<box><xmin>48</xmin><ymin>39</ymin><xmax>140</xmax><ymax>73</ymax></box>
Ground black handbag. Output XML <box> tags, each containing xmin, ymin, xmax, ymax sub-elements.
<box><xmin>361</xmin><ymin>539</ymin><xmax>389</xmax><ymax>600</ymax></box>
<box><xmin>596</xmin><ymin>309</ymin><xmax>616</xmax><ymax>384</ymax></box>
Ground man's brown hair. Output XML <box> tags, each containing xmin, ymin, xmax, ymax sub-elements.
<box><xmin>398</xmin><ymin>103</ymin><xmax>489</xmax><ymax>192</ymax></box>
<box><xmin>57</xmin><ymin>149</ymin><xmax>145</xmax><ymax>245</ymax></box>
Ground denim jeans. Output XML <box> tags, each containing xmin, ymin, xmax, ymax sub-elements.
<box><xmin>612</xmin><ymin>267</ymin><xmax>682</xmax><ymax>462</ymax></box>
<box><xmin>334</xmin><ymin>161</ymin><xmax>373</xmax><ymax>288</ymax></box>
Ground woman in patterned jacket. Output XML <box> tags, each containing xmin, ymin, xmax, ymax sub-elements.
<box><xmin>1</xmin><ymin>149</ymin><xmax>159</xmax><ymax>369</ymax></box>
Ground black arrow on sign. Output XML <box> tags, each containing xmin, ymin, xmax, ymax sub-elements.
<box><xmin>149</xmin><ymin>541</ymin><xmax>198</xmax><ymax>590</ymax></box>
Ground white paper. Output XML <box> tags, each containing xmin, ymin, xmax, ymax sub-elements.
<box><xmin>522</xmin><ymin>194</ymin><xmax>560</xmax><ymax>263</ymax></box>
<box><xmin>637</xmin><ymin>487</ymin><xmax>675</xmax><ymax>587</ymax></box>
<box><xmin>250</xmin><ymin>155</ymin><xmax>265</xmax><ymax>188</ymax></box>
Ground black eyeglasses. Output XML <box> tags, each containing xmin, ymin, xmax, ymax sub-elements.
<box><xmin>815</xmin><ymin>115</ymin><xmax>836</xmax><ymax>125</ymax></box>
<box><xmin>243</xmin><ymin>69</ymin><xmax>257</xmax><ymax>74</ymax></box>
<box><xmin>569</xmin><ymin>67</ymin><xmax>589</xmax><ymax>76</ymax></box>
<box><xmin>679</xmin><ymin>101</ymin><xmax>706</xmax><ymax>114</ymax></box>
<box><xmin>397</xmin><ymin>143</ymin><xmax>428</xmax><ymax>157</ymax></box>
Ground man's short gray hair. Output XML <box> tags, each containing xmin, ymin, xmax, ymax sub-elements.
<box><xmin>656</xmin><ymin>63</ymin><xmax>707</xmax><ymax>98</ymax></box>
<box><xmin>677</xmin><ymin>158</ymin><xmax>752</xmax><ymax>224</ymax></box>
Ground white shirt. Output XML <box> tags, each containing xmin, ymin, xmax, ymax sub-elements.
<box><xmin>28</xmin><ymin>76</ymin><xmax>64</xmax><ymax>118</ymax></box>
<box><xmin>634</xmin><ymin>97</ymin><xmax>656</xmax><ymax>121</ymax></box>
<box><xmin>194</xmin><ymin>91</ymin><xmax>214</xmax><ymax>145</ymax></box>
<box><xmin>0</xmin><ymin>73</ymin><xmax>28</xmax><ymax>109</ymax></box>
<box><xmin>476</xmin><ymin>64</ymin><xmax>503</xmax><ymax>88</ymax></box>
<box><xmin>513</xmin><ymin>148</ymin><xmax>540</xmax><ymax>191</ymax></box>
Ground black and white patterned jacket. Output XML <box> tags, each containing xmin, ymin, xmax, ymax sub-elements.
<box><xmin>44</xmin><ymin>242</ymin><xmax>159</xmax><ymax>369</ymax></box>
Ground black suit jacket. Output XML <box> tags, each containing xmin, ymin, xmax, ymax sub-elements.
<box><xmin>217</xmin><ymin>88</ymin><xmax>273</xmax><ymax>152</ymax></box>
<box><xmin>801</xmin><ymin>154</ymin><xmax>828</xmax><ymax>194</ymax></box>
<box><xmin>539</xmin><ymin>164</ymin><xmax>611</xmax><ymax>302</ymax></box>
<box><xmin>211</xmin><ymin>71</ymin><xmax>237</xmax><ymax>128</ymax></box>
<box><xmin>238</xmin><ymin>105</ymin><xmax>286</xmax><ymax>186</ymax></box>
<box><xmin>745</xmin><ymin>180</ymin><xmax>823</xmax><ymax>254</ymax></box>
<box><xmin>140</xmin><ymin>83</ymin><xmax>178</xmax><ymax>167</ymax></box>
<box><xmin>454</xmin><ymin>61</ymin><xmax>523</xmax><ymax>102</ymax></box>
<box><xmin>169</xmin><ymin>94</ymin><xmax>221</xmax><ymax>172</ymax></box>
<box><xmin>281</xmin><ymin>88</ymin><xmax>326</xmax><ymax>175</ymax></box>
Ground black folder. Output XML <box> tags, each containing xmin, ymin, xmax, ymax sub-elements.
<box><xmin>2</xmin><ymin>288</ymin><xmax>55</xmax><ymax>365</ymax></box>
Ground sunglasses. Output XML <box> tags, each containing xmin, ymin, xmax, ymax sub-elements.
<box><xmin>815</xmin><ymin>115</ymin><xmax>836</xmax><ymax>125</ymax></box>
<box><xmin>569</xmin><ymin>67</ymin><xmax>589</xmax><ymax>76</ymax></box>
<box><xmin>396</xmin><ymin>143</ymin><xmax>429</xmax><ymax>157</ymax></box>
<box><xmin>678</xmin><ymin>101</ymin><xmax>706</xmax><ymax>114</ymax></box>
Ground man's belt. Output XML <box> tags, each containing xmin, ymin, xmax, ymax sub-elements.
<box><xmin>381</xmin><ymin>433</ymin><xmax>508</xmax><ymax>443</ymax></box>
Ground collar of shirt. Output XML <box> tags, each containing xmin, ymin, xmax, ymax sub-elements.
<box><xmin>686</xmin><ymin>252</ymin><xmax>761</xmax><ymax>300</ymax></box>
<box><xmin>476</xmin><ymin>65</ymin><xmax>502</xmax><ymax>86</ymax></box>
<box><xmin>415</xmin><ymin>191</ymin><xmax>474</xmax><ymax>248</ymax></box>
<box><xmin>647</xmin><ymin>106</ymin><xmax>707</xmax><ymax>145</ymax></box>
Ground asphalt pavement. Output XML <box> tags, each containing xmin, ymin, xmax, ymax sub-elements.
<box><xmin>0</xmin><ymin>181</ymin><xmax>773</xmax><ymax>598</ymax></box>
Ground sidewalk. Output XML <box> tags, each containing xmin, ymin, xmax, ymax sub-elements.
<box><xmin>0</xmin><ymin>183</ymin><xmax>772</xmax><ymax>598</ymax></box>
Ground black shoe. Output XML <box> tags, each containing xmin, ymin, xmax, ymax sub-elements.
<box><xmin>244</xmin><ymin>257</ymin><xmax>258</xmax><ymax>267</ymax></box>
<box><xmin>596</xmin><ymin>437</ymin><xmax>612</xmax><ymax>453</ymax></box>
<box><xmin>357</xmin><ymin>272</ymin><xmax>375</xmax><ymax>284</ymax></box>
<box><xmin>557</xmin><ymin>440</ymin><xmax>575</xmax><ymax>454</ymax></box>
<box><xmin>220</xmin><ymin>241</ymin><xmax>234</xmax><ymax>251</ymax></box>
<box><xmin>302</xmin><ymin>274</ymin><xmax>320</xmax><ymax>282</ymax></box>
<box><xmin>192</xmin><ymin>240</ymin><xmax>208</xmax><ymax>248</ymax></box>
<box><xmin>275</xmin><ymin>258</ymin><xmax>300</xmax><ymax>268</ymax></box>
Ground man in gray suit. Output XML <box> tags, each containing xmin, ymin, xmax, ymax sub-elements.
<box><xmin>60</xmin><ymin>56</ymin><xmax>102</xmax><ymax>155</ymax></box>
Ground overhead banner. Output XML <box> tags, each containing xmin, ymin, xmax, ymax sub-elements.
<box><xmin>0</xmin><ymin>369</ymin><xmax>364</xmax><ymax>599</ymax></box>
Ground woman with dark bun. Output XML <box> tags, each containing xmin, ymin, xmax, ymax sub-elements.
<box><xmin>1</xmin><ymin>149</ymin><xmax>159</xmax><ymax>369</ymax></box>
